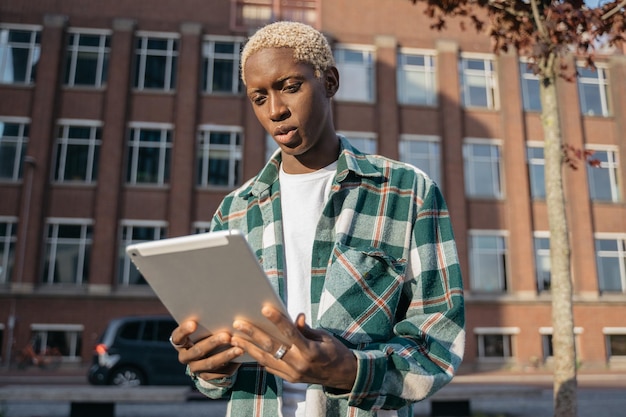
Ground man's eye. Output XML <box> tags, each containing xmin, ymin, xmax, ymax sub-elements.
<box><xmin>251</xmin><ymin>96</ymin><xmax>266</xmax><ymax>105</ymax></box>
<box><xmin>283</xmin><ymin>82</ymin><xmax>302</xmax><ymax>93</ymax></box>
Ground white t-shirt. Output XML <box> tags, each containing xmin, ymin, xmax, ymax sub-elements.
<box><xmin>279</xmin><ymin>161</ymin><xmax>336</xmax><ymax>417</ymax></box>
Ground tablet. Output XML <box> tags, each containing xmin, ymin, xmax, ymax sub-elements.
<box><xmin>125</xmin><ymin>229</ymin><xmax>290</xmax><ymax>362</ymax></box>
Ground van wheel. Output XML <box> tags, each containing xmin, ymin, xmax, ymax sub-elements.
<box><xmin>109</xmin><ymin>366</ymin><xmax>146</xmax><ymax>386</ymax></box>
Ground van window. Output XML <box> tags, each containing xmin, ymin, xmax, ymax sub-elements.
<box><xmin>118</xmin><ymin>321</ymin><xmax>141</xmax><ymax>340</ymax></box>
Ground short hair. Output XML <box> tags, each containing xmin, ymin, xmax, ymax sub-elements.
<box><xmin>240</xmin><ymin>21</ymin><xmax>335</xmax><ymax>84</ymax></box>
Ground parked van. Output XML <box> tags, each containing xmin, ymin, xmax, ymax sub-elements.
<box><xmin>87</xmin><ymin>315</ymin><xmax>190</xmax><ymax>386</ymax></box>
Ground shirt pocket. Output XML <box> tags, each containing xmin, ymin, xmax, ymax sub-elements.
<box><xmin>317</xmin><ymin>242</ymin><xmax>407</xmax><ymax>346</ymax></box>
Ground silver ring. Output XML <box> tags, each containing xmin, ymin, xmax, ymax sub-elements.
<box><xmin>273</xmin><ymin>344</ymin><xmax>288</xmax><ymax>360</ymax></box>
<box><xmin>169</xmin><ymin>335</ymin><xmax>187</xmax><ymax>349</ymax></box>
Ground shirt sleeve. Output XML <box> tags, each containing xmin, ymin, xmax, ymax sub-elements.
<box><xmin>328</xmin><ymin>181</ymin><xmax>466</xmax><ymax>411</ymax></box>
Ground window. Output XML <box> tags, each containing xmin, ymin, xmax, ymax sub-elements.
<box><xmin>42</xmin><ymin>219</ymin><xmax>93</xmax><ymax>285</ymax></box>
<box><xmin>341</xmin><ymin>132</ymin><xmax>377</xmax><ymax>154</ymax></box>
<box><xmin>53</xmin><ymin>121</ymin><xmax>102</xmax><ymax>183</ymax></box>
<box><xmin>604</xmin><ymin>328</ymin><xmax>626</xmax><ymax>362</ymax></box>
<box><xmin>0</xmin><ymin>118</ymin><xmax>29</xmax><ymax>181</ymax></box>
<box><xmin>520</xmin><ymin>61</ymin><xmax>541</xmax><ymax>111</ymax></box>
<box><xmin>0</xmin><ymin>25</ymin><xmax>41</xmax><ymax>84</ymax></box>
<box><xmin>196</xmin><ymin>126</ymin><xmax>242</xmax><ymax>188</ymax></box>
<box><xmin>0</xmin><ymin>217</ymin><xmax>17</xmax><ymax>284</ymax></box>
<box><xmin>527</xmin><ymin>144</ymin><xmax>546</xmax><ymax>199</ymax></box>
<box><xmin>126</xmin><ymin>124</ymin><xmax>172</xmax><ymax>185</ymax></box>
<box><xmin>230</xmin><ymin>0</ymin><xmax>319</xmax><ymax>30</ymax></box>
<box><xmin>474</xmin><ymin>327</ymin><xmax>518</xmax><ymax>359</ymax></box>
<box><xmin>578</xmin><ymin>64</ymin><xmax>610</xmax><ymax>117</ymax></box>
<box><xmin>397</xmin><ymin>51</ymin><xmax>436</xmax><ymax>106</ymax></box>
<box><xmin>463</xmin><ymin>140</ymin><xmax>502</xmax><ymax>199</ymax></box>
<box><xmin>193</xmin><ymin>221</ymin><xmax>212</xmax><ymax>234</ymax></box>
<box><xmin>587</xmin><ymin>148</ymin><xmax>620</xmax><ymax>203</ymax></box>
<box><xmin>29</xmin><ymin>324</ymin><xmax>83</xmax><ymax>361</ymax></box>
<box><xmin>460</xmin><ymin>56</ymin><xmax>498</xmax><ymax>109</ymax></box>
<box><xmin>534</xmin><ymin>233</ymin><xmax>551</xmax><ymax>292</ymax></box>
<box><xmin>133</xmin><ymin>34</ymin><xmax>178</xmax><ymax>91</ymax></box>
<box><xmin>469</xmin><ymin>232</ymin><xmax>508</xmax><ymax>292</ymax></box>
<box><xmin>118</xmin><ymin>221</ymin><xmax>167</xmax><ymax>286</ymax></box>
<box><xmin>595</xmin><ymin>235</ymin><xmax>626</xmax><ymax>293</ymax></box>
<box><xmin>399</xmin><ymin>135</ymin><xmax>441</xmax><ymax>186</ymax></box>
<box><xmin>202</xmin><ymin>37</ymin><xmax>243</xmax><ymax>94</ymax></box>
<box><xmin>64</xmin><ymin>30</ymin><xmax>110</xmax><ymax>87</ymax></box>
<box><xmin>334</xmin><ymin>47</ymin><xmax>374</xmax><ymax>102</ymax></box>
<box><xmin>265</xmin><ymin>133</ymin><xmax>279</xmax><ymax>162</ymax></box>
<box><xmin>539</xmin><ymin>327</ymin><xmax>583</xmax><ymax>362</ymax></box>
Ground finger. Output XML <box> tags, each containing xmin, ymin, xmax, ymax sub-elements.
<box><xmin>188</xmin><ymin>345</ymin><xmax>243</xmax><ymax>376</ymax></box>
<box><xmin>170</xmin><ymin>320</ymin><xmax>197</xmax><ymax>348</ymax></box>
<box><xmin>179</xmin><ymin>331</ymin><xmax>237</xmax><ymax>363</ymax></box>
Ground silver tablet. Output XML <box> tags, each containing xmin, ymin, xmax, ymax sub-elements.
<box><xmin>125</xmin><ymin>229</ymin><xmax>289</xmax><ymax>362</ymax></box>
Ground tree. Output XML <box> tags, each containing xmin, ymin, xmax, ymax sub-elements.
<box><xmin>407</xmin><ymin>1</ymin><xmax>625</xmax><ymax>416</ymax></box>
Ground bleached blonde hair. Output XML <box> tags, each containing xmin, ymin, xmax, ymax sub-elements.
<box><xmin>240</xmin><ymin>21</ymin><xmax>335</xmax><ymax>84</ymax></box>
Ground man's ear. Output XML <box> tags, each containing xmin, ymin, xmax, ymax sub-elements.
<box><xmin>323</xmin><ymin>67</ymin><xmax>339</xmax><ymax>97</ymax></box>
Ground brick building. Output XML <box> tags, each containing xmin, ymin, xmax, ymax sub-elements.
<box><xmin>0</xmin><ymin>0</ymin><xmax>625</xmax><ymax>374</ymax></box>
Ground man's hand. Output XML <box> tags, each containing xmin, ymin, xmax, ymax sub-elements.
<box><xmin>170</xmin><ymin>320</ymin><xmax>243</xmax><ymax>381</ymax></box>
<box><xmin>231</xmin><ymin>305</ymin><xmax>358</xmax><ymax>391</ymax></box>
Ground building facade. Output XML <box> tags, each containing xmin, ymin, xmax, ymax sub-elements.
<box><xmin>0</xmin><ymin>0</ymin><xmax>625</xmax><ymax>373</ymax></box>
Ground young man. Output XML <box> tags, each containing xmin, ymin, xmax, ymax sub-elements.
<box><xmin>170</xmin><ymin>21</ymin><xmax>465</xmax><ymax>417</ymax></box>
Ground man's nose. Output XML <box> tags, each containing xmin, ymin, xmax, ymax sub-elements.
<box><xmin>269</xmin><ymin>97</ymin><xmax>290</xmax><ymax>121</ymax></box>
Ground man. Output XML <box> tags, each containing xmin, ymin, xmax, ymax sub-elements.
<box><xmin>170</xmin><ymin>21</ymin><xmax>465</xmax><ymax>417</ymax></box>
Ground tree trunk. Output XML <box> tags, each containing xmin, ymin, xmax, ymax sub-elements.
<box><xmin>539</xmin><ymin>52</ymin><xmax>578</xmax><ymax>417</ymax></box>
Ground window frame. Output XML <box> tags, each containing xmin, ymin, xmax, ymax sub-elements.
<box><xmin>603</xmin><ymin>327</ymin><xmax>626</xmax><ymax>363</ymax></box>
<box><xmin>126</xmin><ymin>122</ymin><xmax>173</xmax><ymax>186</ymax></box>
<box><xmin>333</xmin><ymin>45</ymin><xmax>376</xmax><ymax>103</ymax></box>
<box><xmin>399</xmin><ymin>134</ymin><xmax>441</xmax><ymax>186</ymax></box>
<box><xmin>533</xmin><ymin>231</ymin><xmax>551</xmax><ymax>292</ymax></box>
<box><xmin>397</xmin><ymin>48</ymin><xmax>437</xmax><ymax>106</ymax></box>
<box><xmin>64</xmin><ymin>28</ymin><xmax>111</xmax><ymax>88</ymax></box>
<box><xmin>133</xmin><ymin>32</ymin><xmax>179</xmax><ymax>92</ymax></box>
<box><xmin>468</xmin><ymin>230</ymin><xmax>509</xmax><ymax>293</ymax></box>
<box><xmin>595</xmin><ymin>233</ymin><xmax>626</xmax><ymax>294</ymax></box>
<box><xmin>339</xmin><ymin>131</ymin><xmax>377</xmax><ymax>154</ymax></box>
<box><xmin>118</xmin><ymin>220</ymin><xmax>167</xmax><ymax>286</ymax></box>
<box><xmin>463</xmin><ymin>138</ymin><xmax>503</xmax><ymax>199</ymax></box>
<box><xmin>519</xmin><ymin>60</ymin><xmax>542</xmax><ymax>112</ymax></box>
<box><xmin>586</xmin><ymin>146</ymin><xmax>620</xmax><ymax>203</ymax></box>
<box><xmin>474</xmin><ymin>327</ymin><xmax>519</xmax><ymax>360</ymax></box>
<box><xmin>0</xmin><ymin>216</ymin><xmax>18</xmax><ymax>284</ymax></box>
<box><xmin>29</xmin><ymin>323</ymin><xmax>84</xmax><ymax>362</ymax></box>
<box><xmin>53</xmin><ymin>119</ymin><xmax>102</xmax><ymax>184</ymax></box>
<box><xmin>0</xmin><ymin>24</ymin><xmax>41</xmax><ymax>85</ymax></box>
<box><xmin>42</xmin><ymin>218</ymin><xmax>93</xmax><ymax>286</ymax></box>
<box><xmin>527</xmin><ymin>141</ymin><xmax>546</xmax><ymax>200</ymax></box>
<box><xmin>577</xmin><ymin>62</ymin><xmax>611</xmax><ymax>117</ymax></box>
<box><xmin>196</xmin><ymin>124</ymin><xmax>243</xmax><ymax>189</ymax></box>
<box><xmin>459</xmin><ymin>53</ymin><xmax>498</xmax><ymax>110</ymax></box>
<box><xmin>201</xmin><ymin>36</ymin><xmax>244</xmax><ymax>94</ymax></box>
<box><xmin>0</xmin><ymin>116</ymin><xmax>30</xmax><ymax>182</ymax></box>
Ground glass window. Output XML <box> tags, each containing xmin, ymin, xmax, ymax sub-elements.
<box><xmin>397</xmin><ymin>52</ymin><xmax>437</xmax><ymax>106</ymax></box>
<box><xmin>334</xmin><ymin>47</ymin><xmax>374</xmax><ymax>102</ymax></box>
<box><xmin>0</xmin><ymin>25</ymin><xmax>41</xmax><ymax>84</ymax></box>
<box><xmin>64</xmin><ymin>31</ymin><xmax>110</xmax><ymax>87</ymax></box>
<box><xmin>578</xmin><ymin>65</ymin><xmax>610</xmax><ymax>117</ymax></box>
<box><xmin>0</xmin><ymin>119</ymin><xmax>29</xmax><ymax>181</ymax></box>
<box><xmin>118</xmin><ymin>222</ymin><xmax>167</xmax><ymax>286</ymax></box>
<box><xmin>29</xmin><ymin>324</ymin><xmax>83</xmax><ymax>361</ymax></box>
<box><xmin>231</xmin><ymin>0</ymin><xmax>319</xmax><ymax>30</ymax></box>
<box><xmin>469</xmin><ymin>233</ymin><xmax>507</xmax><ymax>292</ymax></box>
<box><xmin>197</xmin><ymin>127</ymin><xmax>242</xmax><ymax>188</ymax></box>
<box><xmin>53</xmin><ymin>122</ymin><xmax>101</xmax><ymax>183</ymax></box>
<box><xmin>193</xmin><ymin>221</ymin><xmax>212</xmax><ymax>234</ymax></box>
<box><xmin>42</xmin><ymin>220</ymin><xmax>93</xmax><ymax>285</ymax></box>
<box><xmin>202</xmin><ymin>38</ymin><xmax>243</xmax><ymax>94</ymax></box>
<box><xmin>607</xmin><ymin>334</ymin><xmax>626</xmax><ymax>358</ymax></box>
<box><xmin>265</xmin><ymin>133</ymin><xmax>279</xmax><ymax>162</ymax></box>
<box><xmin>534</xmin><ymin>235</ymin><xmax>551</xmax><ymax>292</ymax></box>
<box><xmin>460</xmin><ymin>57</ymin><xmax>497</xmax><ymax>109</ymax></box>
<box><xmin>587</xmin><ymin>149</ymin><xmax>620</xmax><ymax>203</ymax></box>
<box><xmin>0</xmin><ymin>217</ymin><xmax>17</xmax><ymax>284</ymax></box>
<box><xmin>464</xmin><ymin>141</ymin><xmax>502</xmax><ymax>198</ymax></box>
<box><xmin>477</xmin><ymin>333</ymin><xmax>513</xmax><ymax>358</ymax></box>
<box><xmin>520</xmin><ymin>61</ymin><xmax>541</xmax><ymax>111</ymax></box>
<box><xmin>527</xmin><ymin>145</ymin><xmax>546</xmax><ymax>199</ymax></box>
<box><xmin>126</xmin><ymin>125</ymin><xmax>172</xmax><ymax>185</ymax></box>
<box><xmin>595</xmin><ymin>237</ymin><xmax>626</xmax><ymax>293</ymax></box>
<box><xmin>399</xmin><ymin>136</ymin><xmax>441</xmax><ymax>186</ymax></box>
<box><xmin>133</xmin><ymin>34</ymin><xmax>178</xmax><ymax>91</ymax></box>
<box><xmin>343</xmin><ymin>134</ymin><xmax>377</xmax><ymax>154</ymax></box>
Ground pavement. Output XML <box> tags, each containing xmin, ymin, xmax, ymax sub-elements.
<box><xmin>1</xmin><ymin>365</ymin><xmax>626</xmax><ymax>417</ymax></box>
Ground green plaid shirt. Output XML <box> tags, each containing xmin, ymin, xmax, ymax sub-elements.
<box><xmin>194</xmin><ymin>137</ymin><xmax>465</xmax><ymax>417</ymax></box>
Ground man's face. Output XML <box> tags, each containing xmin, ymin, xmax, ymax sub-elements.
<box><xmin>244</xmin><ymin>47</ymin><xmax>339</xmax><ymax>173</ymax></box>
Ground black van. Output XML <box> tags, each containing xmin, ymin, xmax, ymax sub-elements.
<box><xmin>87</xmin><ymin>315</ymin><xmax>190</xmax><ymax>386</ymax></box>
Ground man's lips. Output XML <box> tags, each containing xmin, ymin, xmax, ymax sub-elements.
<box><xmin>273</xmin><ymin>126</ymin><xmax>297</xmax><ymax>145</ymax></box>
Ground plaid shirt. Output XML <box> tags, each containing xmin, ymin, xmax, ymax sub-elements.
<box><xmin>194</xmin><ymin>137</ymin><xmax>465</xmax><ymax>417</ymax></box>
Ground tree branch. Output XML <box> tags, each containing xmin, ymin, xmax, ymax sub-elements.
<box><xmin>530</xmin><ymin>0</ymin><xmax>549</xmax><ymax>40</ymax></box>
<box><xmin>602</xmin><ymin>0</ymin><xmax>626</xmax><ymax>20</ymax></box>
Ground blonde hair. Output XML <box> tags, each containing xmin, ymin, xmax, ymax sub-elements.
<box><xmin>241</xmin><ymin>21</ymin><xmax>335</xmax><ymax>84</ymax></box>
